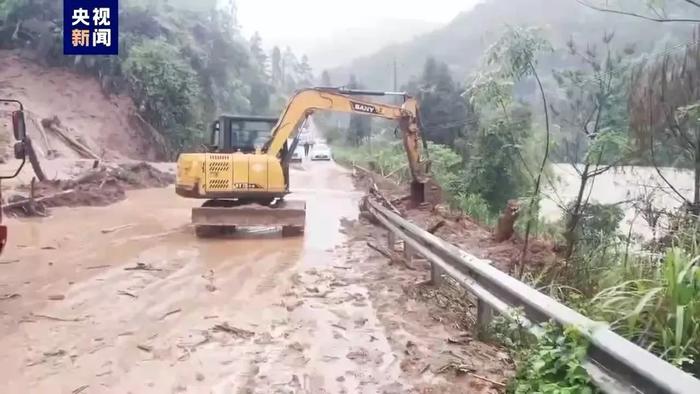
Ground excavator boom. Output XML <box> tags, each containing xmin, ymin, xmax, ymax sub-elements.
<box><xmin>263</xmin><ymin>88</ymin><xmax>431</xmax><ymax>195</ymax></box>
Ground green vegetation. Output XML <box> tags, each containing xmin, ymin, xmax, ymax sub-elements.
<box><xmin>328</xmin><ymin>1</ymin><xmax>700</xmax><ymax>386</ymax></box>
<box><xmin>2</xmin><ymin>0</ymin><xmax>700</xmax><ymax>387</ymax></box>
<box><xmin>0</xmin><ymin>0</ymin><xmax>316</xmax><ymax>154</ymax></box>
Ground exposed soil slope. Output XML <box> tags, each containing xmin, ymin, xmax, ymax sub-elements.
<box><xmin>0</xmin><ymin>51</ymin><xmax>165</xmax><ymax>161</ymax></box>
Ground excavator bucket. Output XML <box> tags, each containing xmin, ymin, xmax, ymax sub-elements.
<box><xmin>410</xmin><ymin>178</ymin><xmax>443</xmax><ymax>208</ymax></box>
<box><xmin>192</xmin><ymin>200</ymin><xmax>306</xmax><ymax>237</ymax></box>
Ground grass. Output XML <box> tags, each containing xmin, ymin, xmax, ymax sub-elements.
<box><xmin>589</xmin><ymin>247</ymin><xmax>700</xmax><ymax>374</ymax></box>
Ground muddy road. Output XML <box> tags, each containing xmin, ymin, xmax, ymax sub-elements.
<box><xmin>0</xmin><ymin>161</ymin><xmax>509</xmax><ymax>393</ymax></box>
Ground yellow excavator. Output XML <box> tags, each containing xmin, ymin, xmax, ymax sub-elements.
<box><xmin>175</xmin><ymin>87</ymin><xmax>440</xmax><ymax>237</ymax></box>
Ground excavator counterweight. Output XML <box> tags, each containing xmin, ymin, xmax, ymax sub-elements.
<box><xmin>175</xmin><ymin>88</ymin><xmax>440</xmax><ymax>237</ymax></box>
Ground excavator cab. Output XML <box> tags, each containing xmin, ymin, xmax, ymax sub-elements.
<box><xmin>207</xmin><ymin>115</ymin><xmax>278</xmax><ymax>154</ymax></box>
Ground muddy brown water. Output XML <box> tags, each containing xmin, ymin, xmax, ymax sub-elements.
<box><xmin>0</xmin><ymin>161</ymin><xmax>408</xmax><ymax>393</ymax></box>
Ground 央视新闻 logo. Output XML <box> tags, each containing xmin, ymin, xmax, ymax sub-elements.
<box><xmin>63</xmin><ymin>0</ymin><xmax>119</xmax><ymax>55</ymax></box>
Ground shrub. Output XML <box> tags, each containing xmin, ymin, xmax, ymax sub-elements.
<box><xmin>123</xmin><ymin>39</ymin><xmax>202</xmax><ymax>149</ymax></box>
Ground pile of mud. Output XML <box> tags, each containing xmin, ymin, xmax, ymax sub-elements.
<box><xmin>350</xmin><ymin>165</ymin><xmax>558</xmax><ymax>273</ymax></box>
<box><xmin>6</xmin><ymin>162</ymin><xmax>175</xmax><ymax>216</ymax></box>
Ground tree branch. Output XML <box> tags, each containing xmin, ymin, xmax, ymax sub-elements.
<box><xmin>576</xmin><ymin>0</ymin><xmax>700</xmax><ymax>23</ymax></box>
<box><xmin>651</xmin><ymin>131</ymin><xmax>690</xmax><ymax>203</ymax></box>
<box><xmin>518</xmin><ymin>61</ymin><xmax>551</xmax><ymax>279</ymax></box>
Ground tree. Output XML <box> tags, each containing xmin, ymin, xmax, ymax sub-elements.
<box><xmin>629</xmin><ymin>26</ymin><xmax>700</xmax><ymax>215</ymax></box>
<box><xmin>249</xmin><ymin>32</ymin><xmax>268</xmax><ymax>75</ymax></box>
<box><xmin>576</xmin><ymin>0</ymin><xmax>700</xmax><ymax>23</ymax></box>
<box><xmin>320</xmin><ymin>70</ymin><xmax>331</xmax><ymax>86</ymax></box>
<box><xmin>405</xmin><ymin>57</ymin><xmax>476</xmax><ymax>151</ymax></box>
<box><xmin>553</xmin><ymin>34</ymin><xmax>631</xmax><ymax>259</ymax></box>
<box><xmin>347</xmin><ymin>74</ymin><xmax>371</xmax><ymax>146</ymax></box>
<box><xmin>271</xmin><ymin>46</ymin><xmax>283</xmax><ymax>87</ymax></box>
<box><xmin>123</xmin><ymin>39</ymin><xmax>202</xmax><ymax>149</ymax></box>
<box><xmin>296</xmin><ymin>55</ymin><xmax>314</xmax><ymax>88</ymax></box>
<box><xmin>471</xmin><ymin>25</ymin><xmax>552</xmax><ymax>276</ymax></box>
<box><xmin>465</xmin><ymin>105</ymin><xmax>533</xmax><ymax>213</ymax></box>
<box><xmin>282</xmin><ymin>46</ymin><xmax>299</xmax><ymax>92</ymax></box>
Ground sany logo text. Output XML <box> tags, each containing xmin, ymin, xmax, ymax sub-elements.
<box><xmin>350</xmin><ymin>102</ymin><xmax>378</xmax><ymax>114</ymax></box>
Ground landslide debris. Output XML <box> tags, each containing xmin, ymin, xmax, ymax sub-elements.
<box><xmin>351</xmin><ymin>165</ymin><xmax>557</xmax><ymax>274</ymax></box>
<box><xmin>4</xmin><ymin>162</ymin><xmax>175</xmax><ymax>216</ymax></box>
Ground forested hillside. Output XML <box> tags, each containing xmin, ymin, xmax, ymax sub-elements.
<box><xmin>0</xmin><ymin>0</ymin><xmax>315</xmax><ymax>154</ymax></box>
<box><xmin>331</xmin><ymin>2</ymin><xmax>700</xmax><ymax>381</ymax></box>
<box><xmin>329</xmin><ymin>0</ymin><xmax>694</xmax><ymax>89</ymax></box>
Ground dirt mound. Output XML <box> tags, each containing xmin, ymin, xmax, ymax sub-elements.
<box><xmin>350</xmin><ymin>165</ymin><xmax>558</xmax><ymax>273</ymax></box>
<box><xmin>5</xmin><ymin>162</ymin><xmax>175</xmax><ymax>216</ymax></box>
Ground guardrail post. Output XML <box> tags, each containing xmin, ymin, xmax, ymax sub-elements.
<box><xmin>429</xmin><ymin>261</ymin><xmax>442</xmax><ymax>286</ymax></box>
<box><xmin>387</xmin><ymin>230</ymin><xmax>396</xmax><ymax>251</ymax></box>
<box><xmin>477</xmin><ymin>299</ymin><xmax>493</xmax><ymax>339</ymax></box>
<box><xmin>403</xmin><ymin>241</ymin><xmax>414</xmax><ymax>263</ymax></box>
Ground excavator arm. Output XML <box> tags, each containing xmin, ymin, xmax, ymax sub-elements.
<box><xmin>264</xmin><ymin>88</ymin><xmax>430</xmax><ymax>189</ymax></box>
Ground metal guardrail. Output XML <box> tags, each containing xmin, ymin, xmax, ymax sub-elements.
<box><xmin>366</xmin><ymin>198</ymin><xmax>700</xmax><ymax>394</ymax></box>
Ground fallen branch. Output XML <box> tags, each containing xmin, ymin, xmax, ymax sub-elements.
<box><xmin>71</xmin><ymin>385</ymin><xmax>89</xmax><ymax>394</ymax></box>
<box><xmin>27</xmin><ymin>112</ymin><xmax>52</xmax><ymax>153</ymax></box>
<box><xmin>0</xmin><ymin>259</ymin><xmax>20</xmax><ymax>265</ymax></box>
<box><xmin>42</xmin><ymin>116</ymin><xmax>100</xmax><ymax>160</ymax></box>
<box><xmin>2</xmin><ymin>189</ymin><xmax>75</xmax><ymax>211</ymax></box>
<box><xmin>136</xmin><ymin>344</ymin><xmax>152</xmax><ymax>353</ymax></box>
<box><xmin>101</xmin><ymin>224</ymin><xmax>134</xmax><ymax>234</ymax></box>
<box><xmin>1</xmin><ymin>293</ymin><xmax>20</xmax><ymax>300</ymax></box>
<box><xmin>435</xmin><ymin>361</ymin><xmax>475</xmax><ymax>375</ymax></box>
<box><xmin>427</xmin><ymin>220</ymin><xmax>446</xmax><ymax>234</ymax></box>
<box><xmin>369</xmin><ymin>184</ymin><xmax>401</xmax><ymax>216</ymax></box>
<box><xmin>85</xmin><ymin>264</ymin><xmax>111</xmax><ymax>270</ymax></box>
<box><xmin>212</xmin><ymin>322</ymin><xmax>255</xmax><ymax>338</ymax></box>
<box><xmin>117</xmin><ymin>290</ymin><xmax>137</xmax><ymax>298</ymax></box>
<box><xmin>331</xmin><ymin>323</ymin><xmax>347</xmax><ymax>331</ymax></box>
<box><xmin>469</xmin><ymin>373</ymin><xmax>505</xmax><ymax>388</ymax></box>
<box><xmin>30</xmin><ymin>312</ymin><xmax>82</xmax><ymax>322</ymax></box>
<box><xmin>367</xmin><ymin>241</ymin><xmax>393</xmax><ymax>258</ymax></box>
<box><xmin>25</xmin><ymin>137</ymin><xmax>47</xmax><ymax>182</ymax></box>
<box><xmin>367</xmin><ymin>241</ymin><xmax>415</xmax><ymax>270</ymax></box>
<box><xmin>159</xmin><ymin>308</ymin><xmax>181</xmax><ymax>320</ymax></box>
<box><xmin>124</xmin><ymin>262</ymin><xmax>162</xmax><ymax>272</ymax></box>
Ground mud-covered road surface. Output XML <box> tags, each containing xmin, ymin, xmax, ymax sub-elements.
<box><xmin>0</xmin><ymin>161</ymin><xmax>510</xmax><ymax>393</ymax></box>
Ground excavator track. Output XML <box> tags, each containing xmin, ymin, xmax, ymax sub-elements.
<box><xmin>192</xmin><ymin>199</ymin><xmax>306</xmax><ymax>238</ymax></box>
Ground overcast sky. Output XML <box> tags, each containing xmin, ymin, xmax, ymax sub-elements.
<box><xmin>236</xmin><ymin>0</ymin><xmax>480</xmax><ymax>52</ymax></box>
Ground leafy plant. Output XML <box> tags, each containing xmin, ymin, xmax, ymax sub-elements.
<box><xmin>508</xmin><ymin>323</ymin><xmax>599</xmax><ymax>394</ymax></box>
<box><xmin>590</xmin><ymin>247</ymin><xmax>700</xmax><ymax>375</ymax></box>
<box><xmin>456</xmin><ymin>193</ymin><xmax>495</xmax><ymax>226</ymax></box>
<box><xmin>490</xmin><ymin>314</ymin><xmax>598</xmax><ymax>394</ymax></box>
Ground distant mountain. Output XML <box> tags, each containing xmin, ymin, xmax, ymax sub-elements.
<box><xmin>329</xmin><ymin>0</ymin><xmax>693</xmax><ymax>89</ymax></box>
<box><xmin>305</xmin><ymin>18</ymin><xmax>441</xmax><ymax>72</ymax></box>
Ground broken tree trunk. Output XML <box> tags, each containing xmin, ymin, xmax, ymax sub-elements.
<box><xmin>369</xmin><ymin>183</ymin><xmax>401</xmax><ymax>216</ymax></box>
<box><xmin>25</xmin><ymin>137</ymin><xmax>47</xmax><ymax>182</ymax></box>
<box><xmin>494</xmin><ymin>200</ymin><xmax>521</xmax><ymax>242</ymax></box>
<box><xmin>2</xmin><ymin>189</ymin><xmax>75</xmax><ymax>211</ymax></box>
<box><xmin>27</xmin><ymin>112</ymin><xmax>53</xmax><ymax>155</ymax></box>
<box><xmin>41</xmin><ymin>117</ymin><xmax>100</xmax><ymax>160</ymax></box>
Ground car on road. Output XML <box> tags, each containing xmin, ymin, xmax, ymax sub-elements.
<box><xmin>310</xmin><ymin>143</ymin><xmax>332</xmax><ymax>161</ymax></box>
<box><xmin>291</xmin><ymin>145</ymin><xmax>304</xmax><ymax>162</ymax></box>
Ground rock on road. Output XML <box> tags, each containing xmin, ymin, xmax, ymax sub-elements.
<box><xmin>0</xmin><ymin>161</ymin><xmax>508</xmax><ymax>393</ymax></box>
